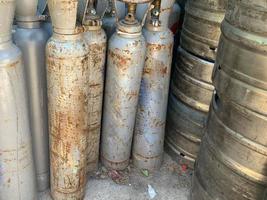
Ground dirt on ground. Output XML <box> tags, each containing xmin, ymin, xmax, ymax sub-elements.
<box><xmin>39</xmin><ymin>153</ymin><xmax>192</xmax><ymax>200</ymax></box>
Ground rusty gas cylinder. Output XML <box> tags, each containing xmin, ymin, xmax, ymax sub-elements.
<box><xmin>132</xmin><ymin>1</ymin><xmax>174</xmax><ymax>171</ymax></box>
<box><xmin>101</xmin><ymin>3</ymin><xmax>146</xmax><ymax>170</ymax></box>
<box><xmin>82</xmin><ymin>4</ymin><xmax>107</xmax><ymax>174</ymax></box>
<box><xmin>180</xmin><ymin>0</ymin><xmax>227</xmax><ymax>61</ymax></box>
<box><xmin>46</xmin><ymin>0</ymin><xmax>90</xmax><ymax>199</ymax></box>
<box><xmin>191</xmin><ymin>0</ymin><xmax>267</xmax><ymax>199</ymax></box>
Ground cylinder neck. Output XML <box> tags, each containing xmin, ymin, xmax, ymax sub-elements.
<box><xmin>17</xmin><ymin>20</ymin><xmax>40</xmax><ymax>29</ymax></box>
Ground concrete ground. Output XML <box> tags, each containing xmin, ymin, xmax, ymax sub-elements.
<box><xmin>39</xmin><ymin>153</ymin><xmax>192</xmax><ymax>200</ymax></box>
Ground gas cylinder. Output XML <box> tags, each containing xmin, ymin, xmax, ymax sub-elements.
<box><xmin>132</xmin><ymin>0</ymin><xmax>173</xmax><ymax>171</ymax></box>
<box><xmin>82</xmin><ymin>1</ymin><xmax>107</xmax><ymax>174</ymax></box>
<box><xmin>46</xmin><ymin>0</ymin><xmax>89</xmax><ymax>199</ymax></box>
<box><xmin>0</xmin><ymin>0</ymin><xmax>37</xmax><ymax>199</ymax></box>
<box><xmin>101</xmin><ymin>2</ymin><xmax>146</xmax><ymax>170</ymax></box>
<box><xmin>13</xmin><ymin>0</ymin><xmax>50</xmax><ymax>192</ymax></box>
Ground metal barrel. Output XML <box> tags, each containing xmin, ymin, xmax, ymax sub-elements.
<box><xmin>132</xmin><ymin>23</ymin><xmax>174</xmax><ymax>170</ymax></box>
<box><xmin>83</xmin><ymin>13</ymin><xmax>107</xmax><ymax>174</ymax></box>
<box><xmin>13</xmin><ymin>0</ymin><xmax>50</xmax><ymax>192</ymax></box>
<box><xmin>101</xmin><ymin>16</ymin><xmax>146</xmax><ymax>170</ymax></box>
<box><xmin>192</xmin><ymin>95</ymin><xmax>267</xmax><ymax>200</ymax></box>
<box><xmin>180</xmin><ymin>0</ymin><xmax>226</xmax><ymax>61</ymax></box>
<box><xmin>191</xmin><ymin>0</ymin><xmax>267</xmax><ymax>199</ymax></box>
<box><xmin>47</xmin><ymin>0</ymin><xmax>89</xmax><ymax>199</ymax></box>
<box><xmin>165</xmin><ymin>47</ymin><xmax>214</xmax><ymax>167</ymax></box>
<box><xmin>0</xmin><ymin>1</ymin><xmax>37</xmax><ymax>199</ymax></box>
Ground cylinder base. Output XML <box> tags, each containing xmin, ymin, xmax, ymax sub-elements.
<box><xmin>132</xmin><ymin>153</ymin><xmax>163</xmax><ymax>171</ymax></box>
<box><xmin>101</xmin><ymin>156</ymin><xmax>129</xmax><ymax>171</ymax></box>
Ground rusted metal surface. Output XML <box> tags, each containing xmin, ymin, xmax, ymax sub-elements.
<box><xmin>101</xmin><ymin>13</ymin><xmax>146</xmax><ymax>170</ymax></box>
<box><xmin>191</xmin><ymin>0</ymin><xmax>267</xmax><ymax>199</ymax></box>
<box><xmin>83</xmin><ymin>13</ymin><xmax>107</xmax><ymax>174</ymax></box>
<box><xmin>46</xmin><ymin>33</ymin><xmax>89</xmax><ymax>200</ymax></box>
<box><xmin>180</xmin><ymin>0</ymin><xmax>227</xmax><ymax>61</ymax></box>
<box><xmin>165</xmin><ymin>47</ymin><xmax>214</xmax><ymax>167</ymax></box>
<box><xmin>0</xmin><ymin>1</ymin><xmax>37</xmax><ymax>199</ymax></box>
<box><xmin>47</xmin><ymin>0</ymin><xmax>89</xmax><ymax>199</ymax></box>
<box><xmin>132</xmin><ymin>22</ymin><xmax>173</xmax><ymax>170</ymax></box>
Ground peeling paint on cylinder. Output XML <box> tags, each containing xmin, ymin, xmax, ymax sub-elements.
<box><xmin>132</xmin><ymin>25</ymin><xmax>174</xmax><ymax>170</ymax></box>
<box><xmin>101</xmin><ymin>20</ymin><xmax>146</xmax><ymax>170</ymax></box>
<box><xmin>46</xmin><ymin>33</ymin><xmax>89</xmax><ymax>200</ymax></box>
<box><xmin>83</xmin><ymin>24</ymin><xmax>107</xmax><ymax>174</ymax></box>
<box><xmin>0</xmin><ymin>0</ymin><xmax>37</xmax><ymax>199</ymax></box>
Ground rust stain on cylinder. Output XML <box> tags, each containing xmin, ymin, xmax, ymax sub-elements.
<box><xmin>86</xmin><ymin>41</ymin><xmax>106</xmax><ymax>173</ymax></box>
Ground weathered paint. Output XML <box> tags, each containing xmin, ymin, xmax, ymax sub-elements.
<box><xmin>14</xmin><ymin>0</ymin><xmax>50</xmax><ymax>192</ymax></box>
<box><xmin>46</xmin><ymin>33</ymin><xmax>89</xmax><ymax>200</ymax></box>
<box><xmin>101</xmin><ymin>19</ymin><xmax>146</xmax><ymax>170</ymax></box>
<box><xmin>0</xmin><ymin>1</ymin><xmax>37</xmax><ymax>199</ymax></box>
<box><xmin>132</xmin><ymin>25</ymin><xmax>174</xmax><ymax>170</ymax></box>
<box><xmin>192</xmin><ymin>0</ymin><xmax>267</xmax><ymax>199</ymax></box>
<box><xmin>47</xmin><ymin>0</ymin><xmax>89</xmax><ymax>199</ymax></box>
<box><xmin>0</xmin><ymin>42</ymin><xmax>38</xmax><ymax>200</ymax></box>
<box><xmin>83</xmin><ymin>23</ymin><xmax>107</xmax><ymax>174</ymax></box>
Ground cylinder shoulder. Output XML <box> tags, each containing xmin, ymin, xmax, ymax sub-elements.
<box><xmin>143</xmin><ymin>28</ymin><xmax>174</xmax><ymax>45</ymax></box>
<box><xmin>109</xmin><ymin>32</ymin><xmax>146</xmax><ymax>50</ymax></box>
<box><xmin>0</xmin><ymin>42</ymin><xmax>21</xmax><ymax>65</ymax></box>
<box><xmin>46</xmin><ymin>35</ymin><xmax>89</xmax><ymax>57</ymax></box>
<box><xmin>13</xmin><ymin>27</ymin><xmax>49</xmax><ymax>42</ymax></box>
<box><xmin>83</xmin><ymin>28</ymin><xmax>107</xmax><ymax>44</ymax></box>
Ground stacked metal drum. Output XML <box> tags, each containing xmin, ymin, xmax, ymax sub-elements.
<box><xmin>191</xmin><ymin>0</ymin><xmax>267</xmax><ymax>199</ymax></box>
<box><xmin>165</xmin><ymin>0</ymin><xmax>227</xmax><ymax>168</ymax></box>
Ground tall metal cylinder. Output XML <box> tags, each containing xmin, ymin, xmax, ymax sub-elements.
<box><xmin>47</xmin><ymin>0</ymin><xmax>89</xmax><ymax>199</ymax></box>
<box><xmin>101</xmin><ymin>4</ymin><xmax>146</xmax><ymax>170</ymax></box>
<box><xmin>132</xmin><ymin>6</ymin><xmax>174</xmax><ymax>170</ymax></box>
<box><xmin>180</xmin><ymin>0</ymin><xmax>227</xmax><ymax>61</ymax></box>
<box><xmin>13</xmin><ymin>0</ymin><xmax>50</xmax><ymax>192</ymax></box>
<box><xmin>83</xmin><ymin>6</ymin><xmax>107</xmax><ymax>174</ymax></box>
<box><xmin>191</xmin><ymin>0</ymin><xmax>267</xmax><ymax>199</ymax></box>
<box><xmin>0</xmin><ymin>0</ymin><xmax>37</xmax><ymax>199</ymax></box>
